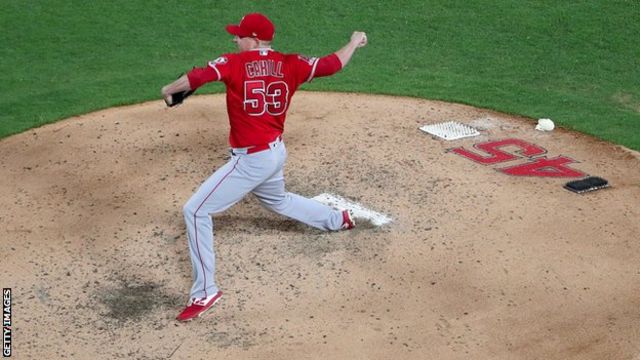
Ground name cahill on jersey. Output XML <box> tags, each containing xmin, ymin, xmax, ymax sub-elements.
<box><xmin>245</xmin><ymin>59</ymin><xmax>284</xmax><ymax>78</ymax></box>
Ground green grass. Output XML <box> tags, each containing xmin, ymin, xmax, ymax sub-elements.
<box><xmin>1</xmin><ymin>0</ymin><xmax>639</xmax><ymax>149</ymax></box>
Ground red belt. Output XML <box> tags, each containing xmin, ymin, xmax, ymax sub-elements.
<box><xmin>233</xmin><ymin>136</ymin><xmax>282</xmax><ymax>155</ymax></box>
<box><xmin>246</xmin><ymin>143</ymin><xmax>271</xmax><ymax>154</ymax></box>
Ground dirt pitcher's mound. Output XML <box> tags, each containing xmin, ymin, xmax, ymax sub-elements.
<box><xmin>1</xmin><ymin>92</ymin><xmax>639</xmax><ymax>359</ymax></box>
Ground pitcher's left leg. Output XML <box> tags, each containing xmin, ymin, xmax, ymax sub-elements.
<box><xmin>182</xmin><ymin>157</ymin><xmax>244</xmax><ymax>301</ymax></box>
<box><xmin>182</xmin><ymin>149</ymin><xmax>283</xmax><ymax>300</ymax></box>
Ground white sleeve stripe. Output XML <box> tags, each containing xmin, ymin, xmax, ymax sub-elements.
<box><xmin>208</xmin><ymin>62</ymin><xmax>222</xmax><ymax>80</ymax></box>
<box><xmin>306</xmin><ymin>57</ymin><xmax>319</xmax><ymax>83</ymax></box>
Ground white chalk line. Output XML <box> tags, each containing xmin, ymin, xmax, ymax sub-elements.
<box><xmin>312</xmin><ymin>193</ymin><xmax>392</xmax><ymax>226</ymax></box>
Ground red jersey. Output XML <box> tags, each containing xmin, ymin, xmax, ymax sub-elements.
<box><xmin>188</xmin><ymin>49</ymin><xmax>326</xmax><ymax>148</ymax></box>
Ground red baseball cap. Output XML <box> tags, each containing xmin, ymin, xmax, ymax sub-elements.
<box><xmin>225</xmin><ymin>13</ymin><xmax>275</xmax><ymax>41</ymax></box>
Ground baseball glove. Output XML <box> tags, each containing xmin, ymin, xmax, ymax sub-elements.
<box><xmin>165</xmin><ymin>90</ymin><xmax>194</xmax><ymax>107</ymax></box>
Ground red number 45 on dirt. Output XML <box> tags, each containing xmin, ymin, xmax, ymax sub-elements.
<box><xmin>450</xmin><ymin>138</ymin><xmax>585</xmax><ymax>178</ymax></box>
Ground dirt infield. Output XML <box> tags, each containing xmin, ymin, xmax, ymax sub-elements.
<box><xmin>1</xmin><ymin>92</ymin><xmax>639</xmax><ymax>359</ymax></box>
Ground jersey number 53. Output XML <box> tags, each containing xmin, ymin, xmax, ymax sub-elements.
<box><xmin>243</xmin><ymin>80</ymin><xmax>289</xmax><ymax>116</ymax></box>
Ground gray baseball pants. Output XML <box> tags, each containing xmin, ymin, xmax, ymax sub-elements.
<box><xmin>182</xmin><ymin>138</ymin><xmax>345</xmax><ymax>299</ymax></box>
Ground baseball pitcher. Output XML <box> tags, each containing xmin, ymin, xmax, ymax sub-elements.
<box><xmin>161</xmin><ymin>13</ymin><xmax>367</xmax><ymax>321</ymax></box>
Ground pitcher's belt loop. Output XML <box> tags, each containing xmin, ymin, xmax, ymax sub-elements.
<box><xmin>231</xmin><ymin>135</ymin><xmax>282</xmax><ymax>155</ymax></box>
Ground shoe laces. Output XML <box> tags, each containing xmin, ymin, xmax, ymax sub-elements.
<box><xmin>342</xmin><ymin>210</ymin><xmax>355</xmax><ymax>229</ymax></box>
<box><xmin>192</xmin><ymin>297</ymin><xmax>208</xmax><ymax>306</ymax></box>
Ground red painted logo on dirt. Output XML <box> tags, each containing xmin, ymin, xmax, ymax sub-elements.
<box><xmin>450</xmin><ymin>138</ymin><xmax>585</xmax><ymax>178</ymax></box>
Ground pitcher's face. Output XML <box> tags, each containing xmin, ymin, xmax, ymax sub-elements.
<box><xmin>233</xmin><ymin>36</ymin><xmax>258</xmax><ymax>52</ymax></box>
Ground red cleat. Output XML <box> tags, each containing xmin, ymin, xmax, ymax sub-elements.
<box><xmin>341</xmin><ymin>209</ymin><xmax>356</xmax><ymax>230</ymax></box>
<box><xmin>176</xmin><ymin>291</ymin><xmax>222</xmax><ymax>322</ymax></box>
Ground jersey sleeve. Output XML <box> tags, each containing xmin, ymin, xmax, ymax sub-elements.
<box><xmin>289</xmin><ymin>54</ymin><xmax>319</xmax><ymax>85</ymax></box>
<box><xmin>313</xmin><ymin>54</ymin><xmax>342</xmax><ymax>78</ymax></box>
<box><xmin>289</xmin><ymin>54</ymin><xmax>343</xmax><ymax>84</ymax></box>
<box><xmin>187</xmin><ymin>54</ymin><xmax>235</xmax><ymax>90</ymax></box>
